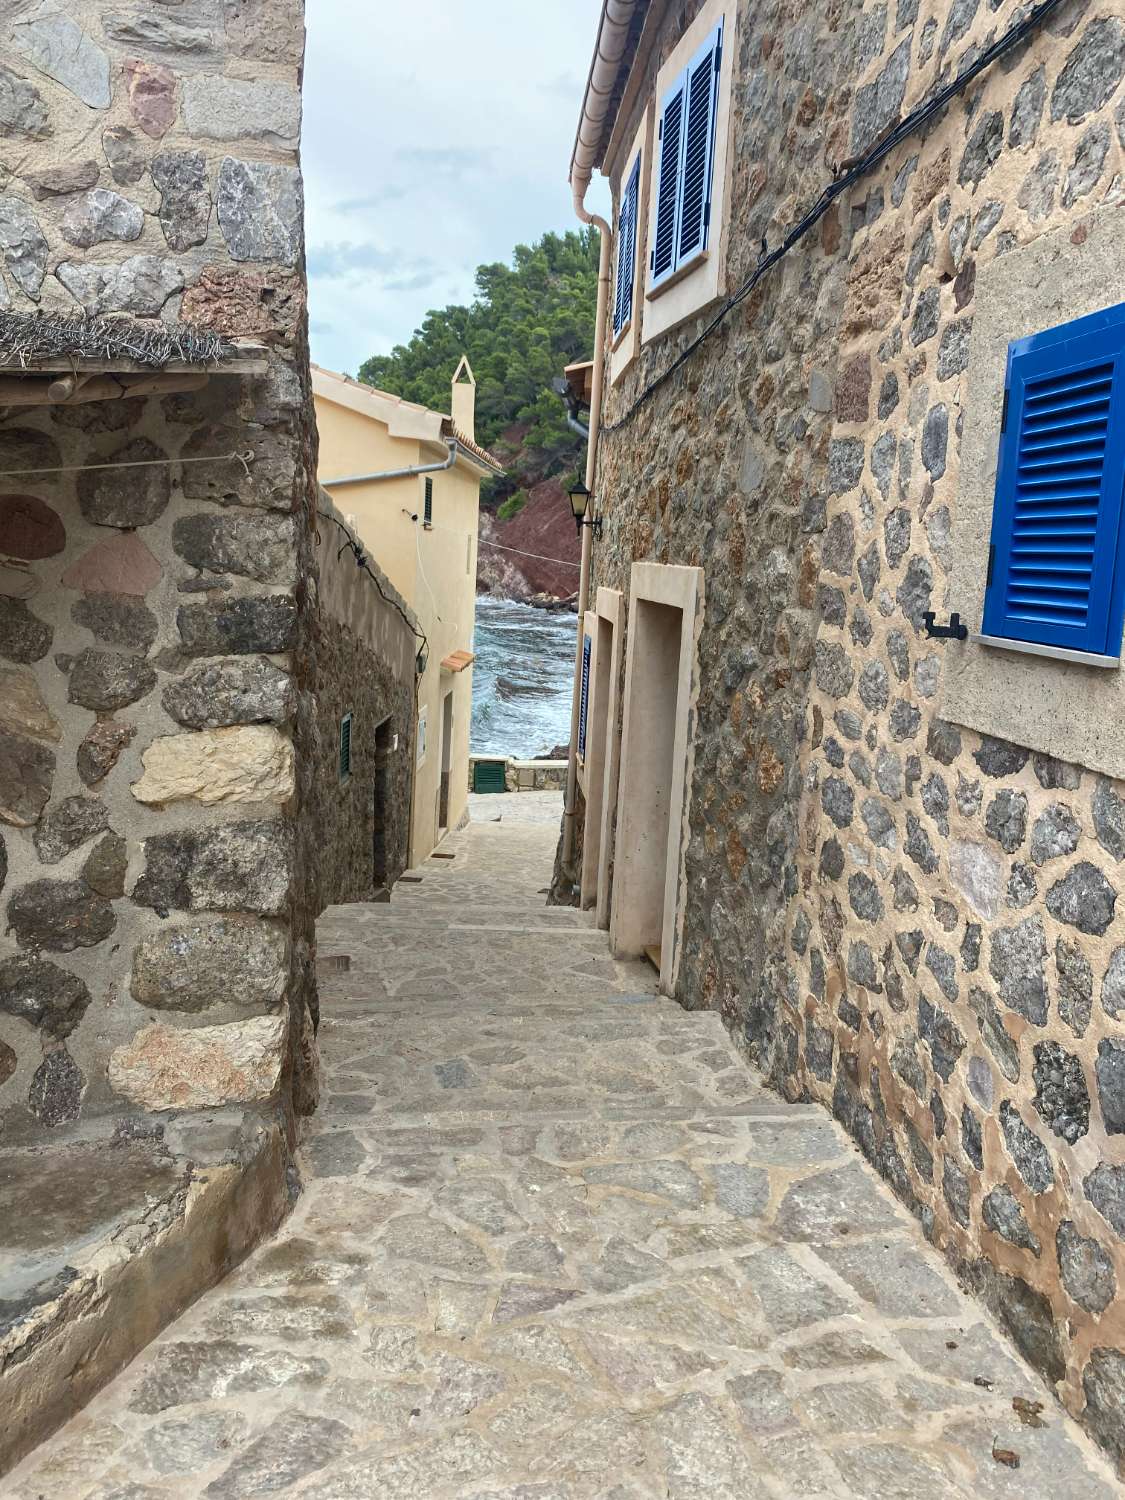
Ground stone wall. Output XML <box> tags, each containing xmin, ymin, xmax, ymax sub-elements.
<box><xmin>301</xmin><ymin>495</ymin><xmax>416</xmax><ymax>914</ymax></box>
<box><xmin>0</xmin><ymin>6</ymin><xmax>317</xmax><ymax>1137</ymax></box>
<box><xmin>587</xmin><ymin>0</ymin><xmax>1125</xmax><ymax>1458</ymax></box>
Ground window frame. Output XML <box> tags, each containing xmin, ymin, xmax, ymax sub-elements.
<box><xmin>339</xmin><ymin>711</ymin><xmax>353</xmax><ymax>782</ymax></box>
<box><xmin>612</xmin><ymin>152</ymin><xmax>642</xmax><ymax>346</ymax></box>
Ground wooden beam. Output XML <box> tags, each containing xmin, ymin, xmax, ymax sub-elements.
<box><xmin>0</xmin><ymin>351</ymin><xmax>268</xmax><ymax>376</ymax></box>
<box><xmin>0</xmin><ymin>371</ymin><xmax>212</xmax><ymax>407</ymax></box>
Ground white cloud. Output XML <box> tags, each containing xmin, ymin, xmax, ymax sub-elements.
<box><xmin>302</xmin><ymin>0</ymin><xmax>611</xmax><ymax>377</ymax></box>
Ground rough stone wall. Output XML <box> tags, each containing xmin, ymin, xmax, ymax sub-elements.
<box><xmin>589</xmin><ymin>0</ymin><xmax>1125</xmax><ymax>1459</ymax></box>
<box><xmin>301</xmin><ymin>496</ymin><xmax>415</xmax><ymax>913</ymax></box>
<box><xmin>0</xmin><ymin>0</ymin><xmax>319</xmax><ymax>1137</ymax></box>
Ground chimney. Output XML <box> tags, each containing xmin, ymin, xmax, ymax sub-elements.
<box><xmin>451</xmin><ymin>353</ymin><xmax>475</xmax><ymax>441</ymax></box>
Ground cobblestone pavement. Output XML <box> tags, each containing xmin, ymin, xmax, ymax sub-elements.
<box><xmin>4</xmin><ymin>817</ymin><xmax>1120</xmax><ymax>1498</ymax></box>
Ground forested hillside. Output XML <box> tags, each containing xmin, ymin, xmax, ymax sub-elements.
<box><xmin>357</xmin><ymin>228</ymin><xmax>598</xmax><ymax>506</ymax></box>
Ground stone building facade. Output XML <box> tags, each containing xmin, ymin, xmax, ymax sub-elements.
<box><xmin>0</xmin><ymin>0</ymin><xmax>414</xmax><ymax>1472</ymax></box>
<box><xmin>576</xmin><ymin>0</ymin><xmax>1125</xmax><ymax>1461</ymax></box>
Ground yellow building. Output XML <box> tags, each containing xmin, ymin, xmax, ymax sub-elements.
<box><xmin>312</xmin><ymin>359</ymin><xmax>503</xmax><ymax>865</ymax></box>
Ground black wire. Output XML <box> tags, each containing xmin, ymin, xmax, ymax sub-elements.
<box><xmin>316</xmin><ymin>507</ymin><xmax>429</xmax><ymax>667</ymax></box>
<box><xmin>601</xmin><ymin>0</ymin><xmax>1066</xmax><ymax>436</ymax></box>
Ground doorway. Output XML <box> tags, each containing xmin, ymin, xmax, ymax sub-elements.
<box><xmin>372</xmin><ymin>717</ymin><xmax>392</xmax><ymax>894</ymax></box>
<box><xmin>610</xmin><ymin>563</ymin><xmax>703</xmax><ymax>995</ymax></box>
<box><xmin>438</xmin><ymin>689</ymin><xmax>454</xmax><ymax>835</ymax></box>
<box><xmin>580</xmin><ymin>587</ymin><xmax>624</xmax><ymax>919</ymax></box>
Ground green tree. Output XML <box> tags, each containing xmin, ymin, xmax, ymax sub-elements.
<box><xmin>357</xmin><ymin>228</ymin><xmax>597</xmax><ymax>500</ymax></box>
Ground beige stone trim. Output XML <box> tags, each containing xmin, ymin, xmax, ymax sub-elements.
<box><xmin>581</xmin><ymin>587</ymin><xmax>625</xmax><ymax>918</ymax></box>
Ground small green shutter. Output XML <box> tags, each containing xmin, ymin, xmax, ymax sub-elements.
<box><xmin>473</xmin><ymin>759</ymin><xmax>507</xmax><ymax>793</ymax></box>
<box><xmin>339</xmin><ymin>713</ymin><xmax>353</xmax><ymax>780</ymax></box>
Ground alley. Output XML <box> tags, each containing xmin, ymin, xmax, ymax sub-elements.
<box><xmin>2</xmin><ymin>796</ymin><xmax>1119</xmax><ymax>1499</ymax></box>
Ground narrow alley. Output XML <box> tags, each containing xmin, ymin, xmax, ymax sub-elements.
<box><xmin>2</xmin><ymin>795</ymin><xmax>1118</xmax><ymax>1499</ymax></box>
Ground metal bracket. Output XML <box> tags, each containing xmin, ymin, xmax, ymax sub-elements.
<box><xmin>923</xmin><ymin>611</ymin><xmax>968</xmax><ymax>641</ymax></box>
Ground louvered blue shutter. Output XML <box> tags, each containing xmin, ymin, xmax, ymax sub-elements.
<box><xmin>613</xmin><ymin>154</ymin><xmax>640</xmax><ymax>337</ymax></box>
<box><xmin>983</xmin><ymin>303</ymin><xmax>1125</xmax><ymax>659</ymax></box>
<box><xmin>650</xmin><ymin>79</ymin><xmax>684</xmax><ymax>288</ymax></box>
<box><xmin>578</xmin><ymin>634</ymin><xmax>592</xmax><ymax>759</ymax></box>
<box><xmin>677</xmin><ymin>22</ymin><xmax>722</xmax><ymax>267</ymax></box>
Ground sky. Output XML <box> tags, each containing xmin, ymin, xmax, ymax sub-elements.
<box><xmin>301</xmin><ymin>0</ymin><xmax>611</xmax><ymax>378</ymax></box>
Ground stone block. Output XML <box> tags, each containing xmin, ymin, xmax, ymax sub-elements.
<box><xmin>77</xmin><ymin>719</ymin><xmax>136</xmax><ymax>787</ymax></box>
<box><xmin>151</xmin><ymin>151</ymin><xmax>211</xmax><ymax>250</ymax></box>
<box><xmin>62</xmin><ymin>533</ymin><xmax>162</xmax><ymax>597</ymax></box>
<box><xmin>182</xmin><ymin>76</ymin><xmax>301</xmax><ymax>146</ymax></box>
<box><xmin>0</xmin><ymin>727</ymin><xmax>54</xmax><ymax>826</ymax></box>
<box><xmin>103</xmin><ymin>125</ymin><xmax>147</xmax><ymax>184</ymax></box>
<box><xmin>216</xmin><ymin>158</ymin><xmax>302</xmax><ymax>265</ymax></box>
<box><xmin>132</xmin><ymin>819</ymin><xmax>294</xmax><ymax>915</ymax></box>
<box><xmin>78</xmin><ymin>438</ymin><xmax>170</xmax><ymax>528</ymax></box>
<box><xmin>28</xmin><ymin>1048</ymin><xmax>84</xmax><ymax>1125</ymax></box>
<box><xmin>177</xmin><ymin>596</ymin><xmax>298</xmax><ymax>656</ymax></box>
<box><xmin>0</xmin><ymin>63</ymin><xmax>49</xmax><ymax>139</ymax></box>
<box><xmin>0</xmin><ymin>667</ymin><xmax>59</xmax><ymax>743</ymax></box>
<box><xmin>161</xmin><ymin>656</ymin><xmax>295</xmax><ymax>729</ymax></box>
<box><xmin>123</xmin><ymin>59</ymin><xmax>178</xmax><ymax>138</ymax></box>
<box><xmin>56</xmin><ymin>255</ymin><xmax>185</xmax><ymax>317</ymax></box>
<box><xmin>104</xmin><ymin>10</ymin><xmax>216</xmax><ymax>51</ymax></box>
<box><xmin>72</xmin><ymin>593</ymin><xmax>158</xmax><ymax>651</ymax></box>
<box><xmin>68</xmin><ymin>648</ymin><xmax>157</xmax><ymax>711</ymax></box>
<box><xmin>33</xmin><ymin>794</ymin><xmax>110</xmax><ymax>864</ymax></box>
<box><xmin>10</xmin><ymin>10</ymin><xmax>110</xmax><ymax>108</ymax></box>
<box><xmin>0</xmin><ymin>954</ymin><xmax>90</xmax><ymax>1038</ymax></box>
<box><xmin>131</xmin><ymin>726</ymin><xmax>294</xmax><ymax>807</ymax></box>
<box><xmin>60</xmin><ymin>190</ymin><xmax>143</xmax><ymax>249</ymax></box>
<box><xmin>173</xmin><ymin>513</ymin><xmax>298</xmax><ymax>583</ymax></box>
<box><xmin>108</xmin><ymin>1014</ymin><xmax>287</xmax><ymax>1110</ymax></box>
<box><xmin>83</xmin><ymin>832</ymin><xmax>127</xmax><ymax>897</ymax></box>
<box><xmin>0</xmin><ymin>493</ymin><xmax>65</xmax><ymax>560</ymax></box>
<box><xmin>0</xmin><ymin>595</ymin><xmax>50</xmax><ymax>663</ymax></box>
<box><xmin>131</xmin><ymin>916</ymin><xmax>289</xmax><ymax>1012</ymax></box>
<box><xmin>0</xmin><ymin>195</ymin><xmax>48</xmax><ymax>299</ymax></box>
<box><xmin>8</xmin><ymin>877</ymin><xmax>115</xmax><ymax>952</ymax></box>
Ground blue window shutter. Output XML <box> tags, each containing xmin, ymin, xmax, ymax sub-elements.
<box><xmin>676</xmin><ymin>21</ymin><xmax>723</xmax><ymax>267</ymax></box>
<box><xmin>650</xmin><ymin>78</ymin><xmax>684</xmax><ymax>287</ymax></box>
<box><xmin>983</xmin><ymin>302</ymin><xmax>1125</xmax><ymax>657</ymax></box>
<box><xmin>613</xmin><ymin>154</ymin><xmax>640</xmax><ymax>337</ymax></box>
<box><xmin>579</xmin><ymin>635</ymin><xmax>592</xmax><ymax>759</ymax></box>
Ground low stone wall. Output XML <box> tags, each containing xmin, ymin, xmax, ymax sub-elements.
<box><xmin>469</xmin><ymin>755</ymin><xmax>568</xmax><ymax>793</ymax></box>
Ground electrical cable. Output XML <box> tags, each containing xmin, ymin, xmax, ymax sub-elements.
<box><xmin>316</xmin><ymin>506</ymin><xmax>429</xmax><ymax>666</ymax></box>
<box><xmin>600</xmin><ymin>0</ymin><xmax>1066</xmax><ymax>436</ymax></box>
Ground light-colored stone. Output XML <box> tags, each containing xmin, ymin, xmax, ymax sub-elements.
<box><xmin>11</xmin><ymin>7</ymin><xmax>110</xmax><ymax>109</ymax></box>
<box><xmin>131</xmin><ymin>726</ymin><xmax>295</xmax><ymax>806</ymax></box>
<box><xmin>0</xmin><ymin>194</ymin><xmax>48</xmax><ymax>299</ymax></box>
<box><xmin>61</xmin><ymin>533</ymin><xmax>162</xmax><ymax>597</ymax></box>
<box><xmin>0</xmin><ymin>665</ymin><xmax>60</xmax><ymax>742</ymax></box>
<box><xmin>182</xmin><ymin>76</ymin><xmax>301</xmax><ymax>146</ymax></box>
<box><xmin>949</xmin><ymin>839</ymin><xmax>1003</xmax><ymax>920</ymax></box>
<box><xmin>55</xmin><ymin>255</ymin><xmax>184</xmax><ymax>317</ymax></box>
<box><xmin>108</xmin><ymin>1013</ymin><xmax>287</xmax><ymax>1109</ymax></box>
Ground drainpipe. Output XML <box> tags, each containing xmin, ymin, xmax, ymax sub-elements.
<box><xmin>320</xmin><ymin>439</ymin><xmax>457</xmax><ymax>489</ymax></box>
<box><xmin>561</xmin><ymin>0</ymin><xmax>639</xmax><ymax>880</ymax></box>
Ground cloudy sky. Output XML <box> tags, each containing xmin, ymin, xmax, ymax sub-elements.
<box><xmin>301</xmin><ymin>0</ymin><xmax>611</xmax><ymax>377</ymax></box>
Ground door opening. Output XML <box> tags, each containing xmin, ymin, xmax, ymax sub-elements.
<box><xmin>438</xmin><ymin>689</ymin><xmax>454</xmax><ymax>834</ymax></box>
<box><xmin>372</xmin><ymin>716</ymin><xmax>392</xmax><ymax>895</ymax></box>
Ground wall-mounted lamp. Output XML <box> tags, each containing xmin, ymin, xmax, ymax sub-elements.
<box><xmin>568</xmin><ymin>480</ymin><xmax>602</xmax><ymax>539</ymax></box>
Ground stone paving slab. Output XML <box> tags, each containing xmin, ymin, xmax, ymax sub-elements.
<box><xmin>3</xmin><ymin>816</ymin><xmax>1119</xmax><ymax>1498</ymax></box>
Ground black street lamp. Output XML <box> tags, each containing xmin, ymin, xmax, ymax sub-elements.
<box><xmin>568</xmin><ymin>480</ymin><xmax>602</xmax><ymax>538</ymax></box>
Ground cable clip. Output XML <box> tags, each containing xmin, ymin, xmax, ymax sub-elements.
<box><xmin>923</xmin><ymin>611</ymin><xmax>968</xmax><ymax>641</ymax></box>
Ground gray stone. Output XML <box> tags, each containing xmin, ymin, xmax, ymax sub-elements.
<box><xmin>1050</xmin><ymin>17</ymin><xmax>1125</xmax><ymax>124</ymax></box>
<box><xmin>984</xmin><ymin>789</ymin><xmax>1027</xmax><ymax>853</ymax></box>
<box><xmin>974</xmin><ymin>735</ymin><xmax>1028</xmax><ymax>777</ymax></box>
<box><xmin>183</xmin><ymin>77</ymin><xmax>301</xmax><ymax>148</ymax></box>
<box><xmin>937</xmin><ymin>320</ymin><xmax>972</xmax><ymax>381</ymax></box>
<box><xmin>0</xmin><ymin>195</ymin><xmax>48</xmax><ymax>299</ymax></box>
<box><xmin>895</xmin><ymin>928</ymin><xmax>923</xmax><ymax>971</ymax></box>
<box><xmin>1010</xmin><ymin>66</ymin><xmax>1046</xmax><ymax>147</ymax></box>
<box><xmin>0</xmin><ymin>64</ymin><xmax>49</xmax><ymax>139</ymax></box>
<box><xmin>972</xmin><ymin>200</ymin><xmax>1004</xmax><ymax>248</ymax></box>
<box><xmin>972</xmin><ymin>1264</ymin><xmax>1064</xmax><ymax>1385</ymax></box>
<box><xmin>940</xmin><ymin>0</ymin><xmax>979</xmax><ymax>50</ymax></box>
<box><xmin>777</xmin><ymin>1162</ymin><xmax>901</xmax><ymax>1243</ymax></box>
<box><xmin>33</xmin><ymin>794</ymin><xmax>110</xmax><ymax>864</ymax></box>
<box><xmin>141</xmin><ymin>1412</ymin><xmax>250</xmax><ymax>1477</ymax></box>
<box><xmin>103</xmin><ymin>9</ymin><xmax>216</xmax><ymax>51</ymax></box>
<box><xmin>925</xmin><ymin>943</ymin><xmax>957</xmax><ymax>1001</ymax></box>
<box><xmin>982</xmin><ymin>1184</ymin><xmax>1040</xmax><ymax>1253</ymax></box>
<box><xmin>11</xmin><ymin>10</ymin><xmax>110</xmax><ymax>108</ymax></box>
<box><xmin>910</xmin><ymin>287</ymin><xmax>940</xmax><ymax>347</ymax></box>
<box><xmin>103</xmin><ymin>127</ymin><xmax>147</xmax><ymax>188</ymax></box>
<box><xmin>68</xmin><ymin>648</ymin><xmax>156</xmax><ymax>711</ymax></box>
<box><xmin>822</xmin><ymin>776</ymin><xmax>854</xmax><ymax>829</ymax></box>
<box><xmin>921</xmin><ymin>403</ymin><xmax>948</xmax><ymax>479</ymax></box>
<box><xmin>8</xmin><ymin>878</ymin><xmax>115</xmax><ymax>952</ymax></box>
<box><xmin>905</xmin><ymin>813</ymin><xmax>938</xmax><ymax>874</ymax></box>
<box><xmin>942</xmin><ymin>1156</ymin><xmax>970</xmax><ymax>1227</ymax></box>
<box><xmin>851</xmin><ymin>37</ymin><xmax>911</xmax><ymax>154</ymax></box>
<box><xmin>1085</xmin><ymin>1163</ymin><xmax>1125</xmax><ymax>1240</ymax></box>
<box><xmin>822</xmin><ymin>512</ymin><xmax>855</xmax><ymax>575</ymax></box>
<box><xmin>913</xmin><ymin>656</ymin><xmax>940</xmax><ymax>698</ymax></box>
<box><xmin>889</xmin><ymin>698</ymin><xmax>921</xmax><ymax>742</ymax></box>
<box><xmin>25</xmin><ymin>161</ymin><xmax>100</xmax><ymax>200</ymax></box>
<box><xmin>56</xmin><ymin>255</ymin><xmax>184</xmax><ymax>317</ymax></box>
<box><xmin>83</xmin><ymin>832</ymin><xmax>127</xmax><ymax>898</ymax></box>
<box><xmin>0</xmin><ymin>954</ymin><xmax>90</xmax><ymax>1038</ymax></box>
<box><xmin>78</xmin><ymin>438</ymin><xmax>170</xmax><ymax>528</ymax></box>
<box><xmin>805</xmin><ymin>1016</ymin><xmax>834</xmax><ymax>1080</ymax></box>
<box><xmin>883</xmin><ymin>508</ymin><xmax>911</xmax><ymax>568</ymax></box>
<box><xmin>177</xmin><ymin>597</ymin><xmax>298</xmax><ymax>656</ymax></box>
<box><xmin>132</xmin><ymin>917</ymin><xmax>289</xmax><ymax>1012</ymax></box>
<box><xmin>1047</xmin><ymin>861</ymin><xmax>1116</xmax><ymax>936</ymax></box>
<box><xmin>1102</xmin><ymin>946</ymin><xmax>1125</xmax><ymax>1018</ymax></box>
<box><xmin>905</xmin><ymin>224</ymin><xmax>934</xmax><ymax>288</ymax></box>
<box><xmin>891</xmin><ymin>1035</ymin><xmax>926</xmax><ymax>1098</ymax></box>
<box><xmin>1000</xmin><ymin>1101</ymin><xmax>1054</xmax><ymax>1193</ymax></box>
<box><xmin>989</xmin><ymin>916</ymin><xmax>1047</xmax><ymax>1024</ymax></box>
<box><xmin>1030</xmin><ymin>803</ymin><xmax>1080</xmax><ymax>865</ymax></box>
<box><xmin>925</xmin><ymin>719</ymin><xmax>960</xmax><ymax>767</ymax></box>
<box><xmin>1062</xmin><ymin>121</ymin><xmax>1111</xmax><ymax>208</ymax></box>
<box><xmin>878</xmin><ymin>372</ymin><xmax>899</xmax><ymax>418</ymax></box>
<box><xmin>820</xmin><ymin>1237</ymin><xmax>961</xmax><ymax>1319</ymax></box>
<box><xmin>969</xmin><ymin>985</ymin><xmax>1020</xmax><ymax>1083</ymax></box>
<box><xmin>961</xmin><ymin>925</ymin><xmax>983</xmax><ymax>974</ymax></box>
<box><xmin>739</xmin><ymin>1246</ymin><xmax>850</xmax><ymax>1332</ymax></box>
<box><xmin>896</xmin><ymin>556</ymin><xmax>932</xmax><ymax>629</ymax></box>
<box><xmin>162</xmin><ymin>656</ymin><xmax>296</xmax><ymax>729</ymax></box>
<box><xmin>151</xmin><ymin>151</ymin><xmax>211</xmax><ymax>251</ymax></box>
<box><xmin>28</xmin><ymin>1048</ymin><xmax>84</xmax><ymax>1125</ymax></box>
<box><xmin>1018</xmin><ymin>150</ymin><xmax>1060</xmax><ymax>223</ymax></box>
<box><xmin>1007</xmin><ymin>862</ymin><xmax>1037</xmax><ymax>908</ymax></box>
<box><xmin>1056</xmin><ymin>938</ymin><xmax>1093</xmax><ymax>1037</ymax></box>
<box><xmin>1095</xmin><ymin>1040</ymin><xmax>1125</xmax><ymax>1135</ymax></box>
<box><xmin>959</xmin><ymin>111</ymin><xmax>1004</xmax><ymax>185</ymax></box>
<box><xmin>861</xmin><ymin>797</ymin><xmax>895</xmax><ymax>847</ymax></box>
<box><xmin>858</xmin><ymin>660</ymin><xmax>888</xmax><ymax>712</ymax></box>
<box><xmin>1082</xmin><ymin>1349</ymin><xmax>1125</xmax><ymax>1465</ymax></box>
<box><xmin>204</xmin><ymin>1410</ymin><xmax>348</xmax><ymax>1498</ymax></box>
<box><xmin>129</xmin><ymin>1341</ymin><xmax>329</xmax><ymax>1413</ymax></box>
<box><xmin>133</xmin><ymin>820</ymin><xmax>293</xmax><ymax>917</ymax></box>
<box><xmin>77</xmin><ymin>720</ymin><xmax>136</xmax><ymax>786</ymax></box>
<box><xmin>711</xmin><ymin>1162</ymin><xmax>769</xmax><ymax>1219</ymax></box>
<box><xmin>919</xmin><ymin>994</ymin><xmax>964</xmax><ymax>1082</ymax></box>
<box><xmin>0</xmin><ymin>597</ymin><xmax>51</xmax><ymax>663</ymax></box>
<box><xmin>847</xmin><ymin>940</ymin><xmax>879</xmax><ymax>990</ymax></box>
<box><xmin>1056</xmin><ymin>1222</ymin><xmax>1116</xmax><ymax>1314</ymax></box>
<box><xmin>819</xmin><ymin>836</ymin><xmax>844</xmax><ymax>880</ymax></box>
<box><xmin>0</xmin><ymin>728</ymin><xmax>54</xmax><ymax>827</ymax></box>
<box><xmin>72</xmin><ymin>593</ymin><xmax>158</xmax><ymax>651</ymax></box>
<box><xmin>848</xmin><ymin>872</ymin><xmax>882</xmax><ymax>922</ymax></box>
<box><xmin>1092</xmin><ymin>777</ymin><xmax>1125</xmax><ymax>859</ymax></box>
<box><xmin>871</xmin><ymin>431</ymin><xmax>897</xmax><ymax>499</ymax></box>
<box><xmin>1033</xmin><ymin>1039</ymin><xmax>1090</xmax><ymax>1143</ymax></box>
<box><xmin>173</xmin><ymin>513</ymin><xmax>297</xmax><ymax>584</ymax></box>
<box><xmin>216</xmin><ymin>158</ymin><xmax>302</xmax><ymax>265</ymax></box>
<box><xmin>61</xmin><ymin>190</ymin><xmax>143</xmax><ymax>249</ymax></box>
<box><xmin>956</xmin><ymin>774</ymin><xmax>982</xmax><ymax>817</ymax></box>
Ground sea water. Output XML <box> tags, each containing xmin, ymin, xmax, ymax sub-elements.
<box><xmin>471</xmin><ymin>594</ymin><xmax>577</xmax><ymax>757</ymax></box>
